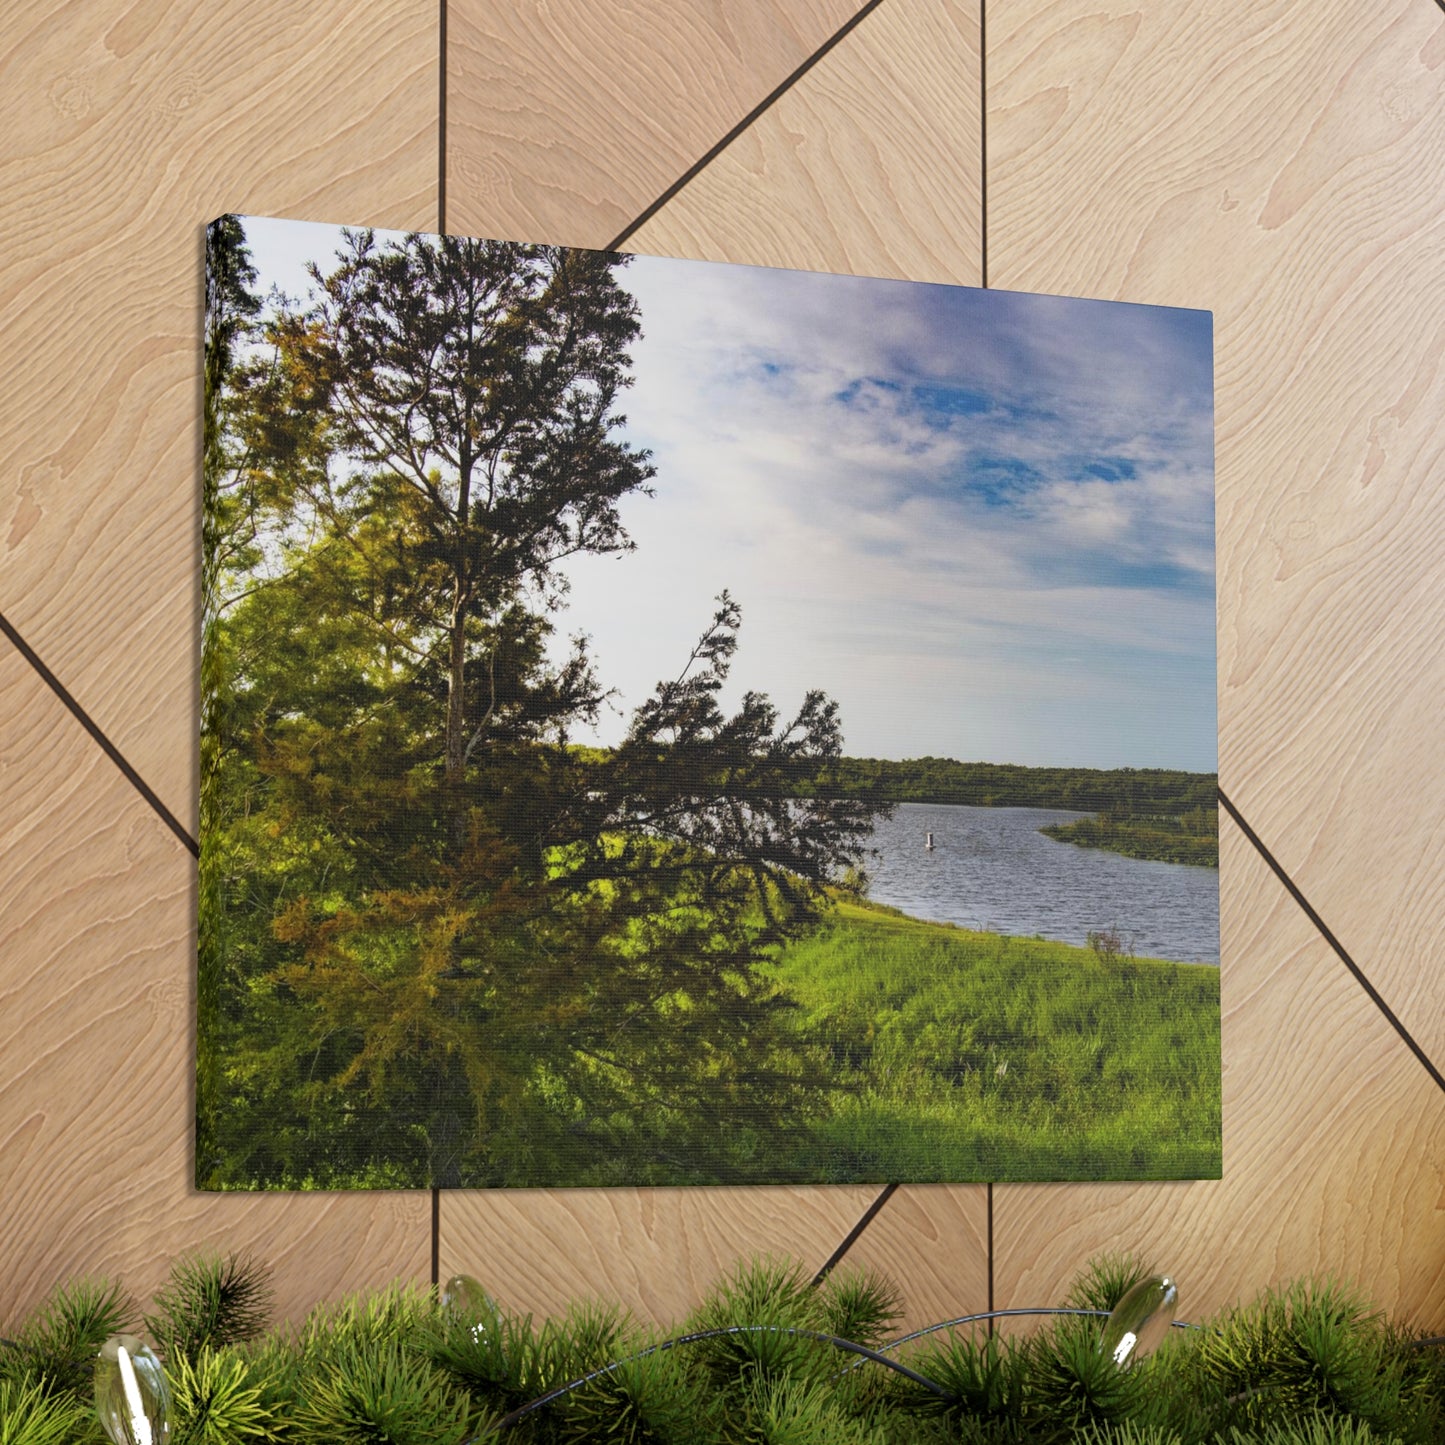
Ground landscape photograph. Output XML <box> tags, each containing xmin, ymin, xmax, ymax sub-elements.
<box><xmin>200</xmin><ymin>215</ymin><xmax>1219</xmax><ymax>1190</ymax></box>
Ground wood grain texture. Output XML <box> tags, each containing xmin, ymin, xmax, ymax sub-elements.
<box><xmin>988</xmin><ymin>0</ymin><xmax>1445</xmax><ymax>1066</ymax></box>
<box><xmin>0</xmin><ymin>638</ymin><xmax>429</xmax><ymax>1329</ymax></box>
<box><xmin>445</xmin><ymin>0</ymin><xmax>864</xmax><ymax>248</ymax></box>
<box><xmin>828</xmin><ymin>1185</ymin><xmax>990</xmax><ymax>1334</ymax></box>
<box><xmin>994</xmin><ymin>819</ymin><xmax>1445</xmax><ymax>1328</ymax></box>
<box><xmin>0</xmin><ymin>0</ymin><xmax>438</xmax><ymax>829</ymax></box>
<box><xmin>440</xmin><ymin>1186</ymin><xmax>881</xmax><ymax>1326</ymax></box>
<box><xmin>628</xmin><ymin>0</ymin><xmax>981</xmax><ymax>285</ymax></box>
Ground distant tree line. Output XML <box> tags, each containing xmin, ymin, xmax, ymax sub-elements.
<box><xmin>793</xmin><ymin>756</ymin><xmax>1217</xmax><ymax>814</ymax></box>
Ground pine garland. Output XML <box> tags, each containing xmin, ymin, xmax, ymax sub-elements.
<box><xmin>2</xmin><ymin>1251</ymin><xmax>1442</xmax><ymax>1444</ymax></box>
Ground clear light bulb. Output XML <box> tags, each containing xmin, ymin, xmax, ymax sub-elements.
<box><xmin>1099</xmin><ymin>1275</ymin><xmax>1178</xmax><ymax>1367</ymax></box>
<box><xmin>95</xmin><ymin>1335</ymin><xmax>171</xmax><ymax>1445</ymax></box>
<box><xmin>442</xmin><ymin>1273</ymin><xmax>505</xmax><ymax>1358</ymax></box>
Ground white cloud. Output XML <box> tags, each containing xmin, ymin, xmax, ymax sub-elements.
<box><xmin>570</xmin><ymin>251</ymin><xmax>1216</xmax><ymax>770</ymax></box>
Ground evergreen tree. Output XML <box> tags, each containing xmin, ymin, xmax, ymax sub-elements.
<box><xmin>201</xmin><ymin>225</ymin><xmax>883</xmax><ymax>1188</ymax></box>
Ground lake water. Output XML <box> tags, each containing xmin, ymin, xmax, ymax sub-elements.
<box><xmin>862</xmin><ymin>802</ymin><xmax>1219</xmax><ymax>965</ymax></box>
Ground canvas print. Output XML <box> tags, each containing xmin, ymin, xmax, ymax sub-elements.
<box><xmin>200</xmin><ymin>215</ymin><xmax>1219</xmax><ymax>1190</ymax></box>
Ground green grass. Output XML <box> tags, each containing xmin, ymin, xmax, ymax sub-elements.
<box><xmin>765</xmin><ymin>898</ymin><xmax>1221</xmax><ymax>1182</ymax></box>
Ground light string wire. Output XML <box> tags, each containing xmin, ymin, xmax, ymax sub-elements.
<box><xmin>478</xmin><ymin>1323</ymin><xmax>954</xmax><ymax>1437</ymax></box>
<box><xmin>475</xmin><ymin>1305</ymin><xmax>1445</xmax><ymax>1437</ymax></box>
<box><xmin>475</xmin><ymin>1309</ymin><xmax>1199</xmax><ymax>1437</ymax></box>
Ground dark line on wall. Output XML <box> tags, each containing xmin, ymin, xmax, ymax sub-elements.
<box><xmin>1218</xmin><ymin>785</ymin><xmax>1445</xmax><ymax>1095</ymax></box>
<box><xmin>431</xmin><ymin>1187</ymin><xmax>442</xmax><ymax>1287</ymax></box>
<box><xmin>981</xmin><ymin>0</ymin><xmax>992</xmax><ymax>1340</ymax></box>
<box><xmin>439</xmin><ymin>0</ymin><xmax>448</xmax><ymax>232</ymax></box>
<box><xmin>986</xmin><ymin>1183</ymin><xmax>994</xmax><ymax>1333</ymax></box>
<box><xmin>433</xmin><ymin>0</ymin><xmax>447</xmax><ymax>1322</ymax></box>
<box><xmin>0</xmin><ymin>608</ymin><xmax>199</xmax><ymax>858</ymax></box>
<box><xmin>604</xmin><ymin>0</ymin><xmax>888</xmax><ymax>253</ymax></box>
<box><xmin>979</xmin><ymin>0</ymin><xmax>988</xmax><ymax>288</ymax></box>
<box><xmin>811</xmin><ymin>1182</ymin><xmax>899</xmax><ymax>1286</ymax></box>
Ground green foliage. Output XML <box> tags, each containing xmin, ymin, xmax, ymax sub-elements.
<box><xmin>1026</xmin><ymin>1315</ymin><xmax>1153</xmax><ymax>1438</ymax></box>
<box><xmin>1075</xmin><ymin>1424</ymin><xmax>1188</xmax><ymax>1445</ymax></box>
<box><xmin>1</xmin><ymin>1278</ymin><xmax>130</xmax><ymax>1402</ymax></box>
<box><xmin>689</xmin><ymin>1260</ymin><xmax>834</xmax><ymax>1387</ymax></box>
<box><xmin>0</xmin><ymin>1378</ymin><xmax>95</xmax><ymax>1445</ymax></box>
<box><xmin>818</xmin><ymin>1271</ymin><xmax>903</xmax><ymax>1352</ymax></box>
<box><xmin>145</xmin><ymin>1251</ymin><xmax>273</xmax><ymax>1360</ymax></box>
<box><xmin>168</xmin><ymin>1346</ymin><xmax>275</xmax><ymax>1444</ymax></box>
<box><xmin>735</xmin><ymin>1373</ymin><xmax>887</xmax><ymax>1445</ymax></box>
<box><xmin>1068</xmin><ymin>1255</ymin><xmax>1155</xmax><ymax>1313</ymax></box>
<box><xmin>290</xmin><ymin>1335</ymin><xmax>484</xmax><ymax>1444</ymax></box>
<box><xmin>201</xmin><ymin>223</ymin><xmax>884</xmax><ymax>1191</ymax></box>
<box><xmin>3</xmin><ymin>1253</ymin><xmax>1445</xmax><ymax>1444</ymax></box>
<box><xmin>1224</xmin><ymin>1420</ymin><xmax>1401</xmax><ymax>1444</ymax></box>
<box><xmin>293</xmin><ymin>1285</ymin><xmax>442</xmax><ymax>1363</ymax></box>
<box><xmin>909</xmin><ymin>1328</ymin><xmax>1031</xmax><ymax>1434</ymax></box>
<box><xmin>547</xmin><ymin>1346</ymin><xmax>708</xmax><ymax>1444</ymax></box>
<box><xmin>1180</xmin><ymin>1281</ymin><xmax>1412</xmax><ymax>1438</ymax></box>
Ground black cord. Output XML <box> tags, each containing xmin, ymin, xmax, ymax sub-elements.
<box><xmin>826</xmin><ymin>1307</ymin><xmax>1200</xmax><ymax>1381</ymax></box>
<box><xmin>475</xmin><ymin>1309</ymin><xmax>1214</xmax><ymax>1436</ymax></box>
<box><xmin>478</xmin><ymin>1323</ymin><xmax>955</xmax><ymax>1436</ymax></box>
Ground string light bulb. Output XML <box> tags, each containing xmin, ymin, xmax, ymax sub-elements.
<box><xmin>95</xmin><ymin>1335</ymin><xmax>171</xmax><ymax>1445</ymax></box>
<box><xmin>1100</xmin><ymin>1276</ymin><xmax>1179</xmax><ymax>1367</ymax></box>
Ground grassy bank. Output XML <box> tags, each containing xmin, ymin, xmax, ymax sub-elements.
<box><xmin>1040</xmin><ymin>808</ymin><xmax>1219</xmax><ymax>867</ymax></box>
<box><xmin>767</xmin><ymin>898</ymin><xmax>1221</xmax><ymax>1182</ymax></box>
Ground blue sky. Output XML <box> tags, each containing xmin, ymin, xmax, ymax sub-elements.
<box><xmin>235</xmin><ymin>217</ymin><xmax>1217</xmax><ymax>772</ymax></box>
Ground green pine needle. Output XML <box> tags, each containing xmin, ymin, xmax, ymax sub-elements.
<box><xmin>690</xmin><ymin>1259</ymin><xmax>832</xmax><ymax>1388</ymax></box>
<box><xmin>817</xmin><ymin>1270</ymin><xmax>903</xmax><ymax>1352</ymax></box>
<box><xmin>294</xmin><ymin>1283</ymin><xmax>438</xmax><ymax>1362</ymax></box>
<box><xmin>168</xmin><ymin>1345</ymin><xmax>275</xmax><ymax>1444</ymax></box>
<box><xmin>908</xmin><ymin>1327</ymin><xmax>1030</xmax><ymax>1431</ymax></box>
<box><xmin>1025</xmin><ymin>1315</ymin><xmax>1152</xmax><ymax>1439</ymax></box>
<box><xmin>1190</xmin><ymin>1279</ymin><xmax>1404</xmax><ymax>1434</ymax></box>
<box><xmin>0</xmin><ymin>1378</ymin><xmax>95</xmax><ymax>1445</ymax></box>
<box><xmin>145</xmin><ymin>1252</ymin><xmax>273</xmax><ymax>1360</ymax></box>
<box><xmin>740</xmin><ymin>1372</ymin><xmax>886</xmax><ymax>1445</ymax></box>
<box><xmin>552</xmin><ymin>1344</ymin><xmax>711</xmax><ymax>1444</ymax></box>
<box><xmin>291</xmin><ymin>1336</ymin><xmax>484</xmax><ymax>1445</ymax></box>
<box><xmin>1067</xmin><ymin>1254</ymin><xmax>1155</xmax><ymax>1314</ymax></box>
<box><xmin>3</xmin><ymin>1251</ymin><xmax>1443</xmax><ymax>1444</ymax></box>
<box><xmin>6</xmin><ymin>1278</ymin><xmax>131</xmax><ymax>1401</ymax></box>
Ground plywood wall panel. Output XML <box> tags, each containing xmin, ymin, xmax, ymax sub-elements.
<box><xmin>0</xmin><ymin>640</ymin><xmax>429</xmax><ymax>1329</ymax></box>
<box><xmin>440</xmin><ymin>1186</ymin><xmax>881</xmax><ymax>1327</ymax></box>
<box><xmin>829</xmin><ymin>1185</ymin><xmax>990</xmax><ymax>1334</ymax></box>
<box><xmin>0</xmin><ymin>0</ymin><xmax>438</xmax><ymax>828</ymax></box>
<box><xmin>628</xmin><ymin>0</ymin><xmax>981</xmax><ymax>285</ymax></box>
<box><xmin>988</xmin><ymin>0</ymin><xmax>1445</xmax><ymax>1065</ymax></box>
<box><xmin>994</xmin><ymin>822</ymin><xmax>1445</xmax><ymax>1329</ymax></box>
<box><xmin>445</xmin><ymin>0</ymin><xmax>864</xmax><ymax>249</ymax></box>
<box><xmin>3</xmin><ymin>0</ymin><xmax>1441</xmax><ymax>1339</ymax></box>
